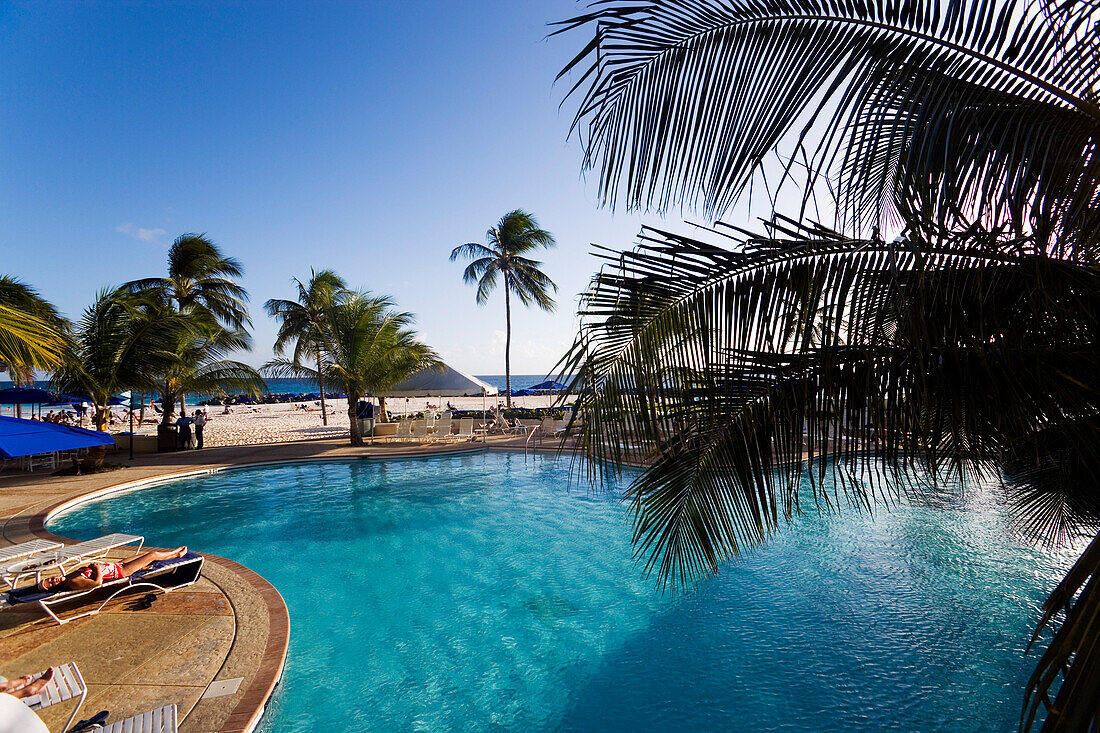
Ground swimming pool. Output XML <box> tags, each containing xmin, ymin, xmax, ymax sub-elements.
<box><xmin>49</xmin><ymin>452</ymin><xmax>1073</xmax><ymax>731</ymax></box>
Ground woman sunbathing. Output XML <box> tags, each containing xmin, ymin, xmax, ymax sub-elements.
<box><xmin>37</xmin><ymin>547</ymin><xmax>188</xmax><ymax>592</ymax></box>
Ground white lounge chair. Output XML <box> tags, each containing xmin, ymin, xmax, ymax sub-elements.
<box><xmin>410</xmin><ymin>420</ymin><xmax>428</xmax><ymax>440</ymax></box>
<box><xmin>1</xmin><ymin>551</ymin><xmax>204</xmax><ymax>625</ymax></box>
<box><xmin>0</xmin><ymin>540</ymin><xmax>63</xmax><ymax>588</ymax></box>
<box><xmin>22</xmin><ymin>661</ymin><xmax>86</xmax><ymax>733</ymax></box>
<box><xmin>85</xmin><ymin>704</ymin><xmax>178</xmax><ymax>733</ymax></box>
<box><xmin>396</xmin><ymin>421</ymin><xmax>412</xmax><ymax>440</ymax></box>
<box><xmin>9</xmin><ymin>534</ymin><xmax>145</xmax><ymax>588</ymax></box>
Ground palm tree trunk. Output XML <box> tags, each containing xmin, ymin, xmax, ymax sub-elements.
<box><xmin>160</xmin><ymin>390</ymin><xmax>175</xmax><ymax>425</ymax></box>
<box><xmin>347</xmin><ymin>390</ymin><xmax>363</xmax><ymax>446</ymax></box>
<box><xmin>317</xmin><ymin>352</ymin><xmax>328</xmax><ymax>426</ymax></box>
<box><xmin>505</xmin><ymin>276</ymin><xmax>512</xmax><ymax>409</ymax></box>
<box><xmin>179</xmin><ymin>394</ymin><xmax>187</xmax><ymax>418</ymax></box>
<box><xmin>82</xmin><ymin>404</ymin><xmax>110</xmax><ymax>471</ymax></box>
<box><xmin>378</xmin><ymin>396</ymin><xmax>389</xmax><ymax>422</ymax></box>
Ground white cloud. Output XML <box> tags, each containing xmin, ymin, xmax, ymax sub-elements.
<box><xmin>116</xmin><ymin>223</ymin><xmax>166</xmax><ymax>242</ymax></box>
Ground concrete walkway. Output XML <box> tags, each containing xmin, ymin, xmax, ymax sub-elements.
<box><xmin>0</xmin><ymin>436</ymin><xmax>518</xmax><ymax>732</ymax></box>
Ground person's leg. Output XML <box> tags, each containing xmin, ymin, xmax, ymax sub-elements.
<box><xmin>196</xmin><ymin>425</ymin><xmax>203</xmax><ymax>449</ymax></box>
<box><xmin>117</xmin><ymin>547</ymin><xmax>187</xmax><ymax>578</ymax></box>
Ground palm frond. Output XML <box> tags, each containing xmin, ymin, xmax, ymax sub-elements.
<box><xmin>555</xmin><ymin>0</ymin><xmax>1100</xmax><ymax>243</ymax></box>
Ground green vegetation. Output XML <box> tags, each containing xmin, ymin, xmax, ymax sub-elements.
<box><xmin>264</xmin><ymin>269</ymin><xmax>349</xmax><ymax>426</ymax></box>
<box><xmin>265</xmin><ymin>291</ymin><xmax>441</xmax><ymax>446</ymax></box>
<box><xmin>0</xmin><ymin>276</ymin><xmax>69</xmax><ymax>397</ymax></box>
<box><xmin>52</xmin><ymin>291</ymin><xmax>182</xmax><ymax>469</ymax></box>
<box><xmin>122</xmin><ymin>234</ymin><xmax>264</xmax><ymax>422</ymax></box>
<box><xmin>451</xmin><ymin>210</ymin><xmax>556</xmax><ymax>407</ymax></box>
<box><xmin>557</xmin><ymin>1</ymin><xmax>1100</xmax><ymax>729</ymax></box>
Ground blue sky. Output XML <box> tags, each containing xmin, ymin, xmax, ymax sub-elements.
<box><xmin>0</xmin><ymin>1</ymin><xmax>666</xmax><ymax>375</ymax></box>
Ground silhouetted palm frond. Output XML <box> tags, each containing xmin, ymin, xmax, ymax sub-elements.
<box><xmin>556</xmin><ymin>0</ymin><xmax>1100</xmax><ymax>250</ymax></box>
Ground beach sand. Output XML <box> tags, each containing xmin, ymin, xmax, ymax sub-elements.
<box><xmin>98</xmin><ymin>394</ymin><xmax>570</xmax><ymax>448</ymax></box>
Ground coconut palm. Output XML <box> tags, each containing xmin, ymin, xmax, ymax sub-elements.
<box><xmin>122</xmin><ymin>233</ymin><xmax>256</xmax><ymax>421</ymax></box>
<box><xmin>451</xmin><ymin>210</ymin><xmax>557</xmax><ymax>407</ymax></box>
<box><xmin>264</xmin><ymin>269</ymin><xmax>349</xmax><ymax>426</ymax></box>
<box><xmin>0</xmin><ymin>276</ymin><xmax>68</xmax><ymax>391</ymax></box>
<box><xmin>122</xmin><ymin>233</ymin><xmax>250</xmax><ymax>329</ymax></box>
<box><xmin>52</xmin><ymin>291</ymin><xmax>182</xmax><ymax>469</ymax></box>
<box><xmin>264</xmin><ymin>293</ymin><xmax>441</xmax><ymax>446</ymax></box>
<box><xmin>152</xmin><ymin>315</ymin><xmax>267</xmax><ymax>424</ymax></box>
<box><xmin>557</xmin><ymin>1</ymin><xmax>1100</xmax><ymax>729</ymax></box>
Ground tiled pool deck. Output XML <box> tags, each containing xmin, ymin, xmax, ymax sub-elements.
<box><xmin>0</xmin><ymin>436</ymin><xmax>529</xmax><ymax>732</ymax></box>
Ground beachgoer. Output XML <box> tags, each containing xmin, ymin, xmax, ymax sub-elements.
<box><xmin>175</xmin><ymin>412</ymin><xmax>193</xmax><ymax>449</ymax></box>
<box><xmin>192</xmin><ymin>409</ymin><xmax>207</xmax><ymax>449</ymax></box>
<box><xmin>0</xmin><ymin>668</ymin><xmax>54</xmax><ymax>700</ymax></box>
<box><xmin>37</xmin><ymin>547</ymin><xmax>188</xmax><ymax>593</ymax></box>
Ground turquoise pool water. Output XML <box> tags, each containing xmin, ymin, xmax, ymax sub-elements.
<box><xmin>49</xmin><ymin>453</ymin><xmax>1073</xmax><ymax>731</ymax></box>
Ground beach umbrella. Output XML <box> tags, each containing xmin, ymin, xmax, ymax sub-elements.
<box><xmin>527</xmin><ymin>381</ymin><xmax>568</xmax><ymax>391</ymax></box>
<box><xmin>0</xmin><ymin>388</ymin><xmax>68</xmax><ymax>404</ymax></box>
<box><xmin>0</xmin><ymin>388</ymin><xmax>77</xmax><ymax>419</ymax></box>
<box><xmin>0</xmin><ymin>415</ymin><xmax>114</xmax><ymax>458</ymax></box>
<box><xmin>527</xmin><ymin>380</ymin><xmax>568</xmax><ymax>408</ymax></box>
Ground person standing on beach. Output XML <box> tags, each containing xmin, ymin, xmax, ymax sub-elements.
<box><xmin>175</xmin><ymin>411</ymin><xmax>193</xmax><ymax>450</ymax></box>
<box><xmin>192</xmin><ymin>409</ymin><xmax>207</xmax><ymax>449</ymax></box>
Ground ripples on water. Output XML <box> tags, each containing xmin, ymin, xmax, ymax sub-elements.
<box><xmin>49</xmin><ymin>454</ymin><xmax>1080</xmax><ymax>732</ymax></box>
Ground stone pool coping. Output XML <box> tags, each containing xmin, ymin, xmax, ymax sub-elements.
<box><xmin>0</xmin><ymin>437</ymin><xmax>511</xmax><ymax>732</ymax></box>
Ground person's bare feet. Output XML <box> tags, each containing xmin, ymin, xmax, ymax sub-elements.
<box><xmin>0</xmin><ymin>674</ymin><xmax>33</xmax><ymax>695</ymax></box>
<box><xmin>171</xmin><ymin>546</ymin><xmax>187</xmax><ymax>559</ymax></box>
<box><xmin>6</xmin><ymin>667</ymin><xmax>53</xmax><ymax>700</ymax></box>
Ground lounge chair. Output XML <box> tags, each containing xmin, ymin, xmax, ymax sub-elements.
<box><xmin>0</xmin><ymin>539</ymin><xmax>64</xmax><ymax>589</ymax></box>
<box><xmin>410</xmin><ymin>420</ymin><xmax>428</xmax><ymax>440</ymax></box>
<box><xmin>433</xmin><ymin>417</ymin><xmax>451</xmax><ymax>438</ymax></box>
<box><xmin>87</xmin><ymin>704</ymin><xmax>178</xmax><ymax>733</ymax></box>
<box><xmin>396</xmin><ymin>421</ymin><xmax>412</xmax><ymax>440</ymax></box>
<box><xmin>22</xmin><ymin>661</ymin><xmax>86</xmax><ymax>733</ymax></box>
<box><xmin>1</xmin><ymin>551</ymin><xmax>204</xmax><ymax>625</ymax></box>
<box><xmin>8</xmin><ymin>534</ymin><xmax>145</xmax><ymax>588</ymax></box>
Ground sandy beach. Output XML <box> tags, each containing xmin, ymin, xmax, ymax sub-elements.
<box><xmin>93</xmin><ymin>394</ymin><xmax>571</xmax><ymax>448</ymax></box>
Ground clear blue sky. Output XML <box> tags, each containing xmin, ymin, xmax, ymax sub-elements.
<box><xmin>0</xmin><ymin>1</ymin><xmax>664</xmax><ymax>375</ymax></box>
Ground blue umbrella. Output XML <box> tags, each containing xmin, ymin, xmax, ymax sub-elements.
<box><xmin>527</xmin><ymin>381</ymin><xmax>568</xmax><ymax>391</ymax></box>
<box><xmin>0</xmin><ymin>388</ymin><xmax>72</xmax><ymax>404</ymax></box>
<box><xmin>0</xmin><ymin>415</ymin><xmax>114</xmax><ymax>458</ymax></box>
<box><xmin>510</xmin><ymin>389</ymin><xmax>532</xmax><ymax>397</ymax></box>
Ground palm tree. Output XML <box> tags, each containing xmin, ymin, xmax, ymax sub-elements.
<box><xmin>52</xmin><ymin>291</ymin><xmax>182</xmax><ymax>469</ymax></box>
<box><xmin>557</xmin><ymin>2</ymin><xmax>1100</xmax><ymax>730</ymax></box>
<box><xmin>451</xmin><ymin>210</ymin><xmax>557</xmax><ymax>407</ymax></box>
<box><xmin>152</xmin><ymin>314</ymin><xmax>266</xmax><ymax>424</ymax></box>
<box><xmin>122</xmin><ymin>233</ymin><xmax>250</xmax><ymax>329</ymax></box>
<box><xmin>264</xmin><ymin>270</ymin><xmax>349</xmax><ymax>426</ymax></box>
<box><xmin>0</xmin><ymin>277</ymin><xmax>68</xmax><ymax>398</ymax></box>
<box><xmin>123</xmin><ymin>233</ymin><xmax>254</xmax><ymax>421</ymax></box>
<box><xmin>265</xmin><ymin>293</ymin><xmax>441</xmax><ymax>446</ymax></box>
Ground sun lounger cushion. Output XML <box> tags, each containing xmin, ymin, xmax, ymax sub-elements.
<box><xmin>4</xmin><ymin>552</ymin><xmax>203</xmax><ymax>605</ymax></box>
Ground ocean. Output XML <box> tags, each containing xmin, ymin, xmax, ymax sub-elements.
<box><xmin>0</xmin><ymin>375</ymin><xmax>565</xmax><ymax>403</ymax></box>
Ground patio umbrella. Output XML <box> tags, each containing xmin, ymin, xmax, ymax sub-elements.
<box><xmin>0</xmin><ymin>415</ymin><xmax>114</xmax><ymax>458</ymax></box>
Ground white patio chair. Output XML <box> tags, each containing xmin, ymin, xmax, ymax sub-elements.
<box><xmin>452</xmin><ymin>418</ymin><xmax>474</xmax><ymax>441</ymax></box>
<box><xmin>396</xmin><ymin>421</ymin><xmax>412</xmax><ymax>440</ymax></box>
<box><xmin>410</xmin><ymin>420</ymin><xmax>428</xmax><ymax>440</ymax></box>
<box><xmin>21</xmin><ymin>661</ymin><xmax>86</xmax><ymax>733</ymax></box>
